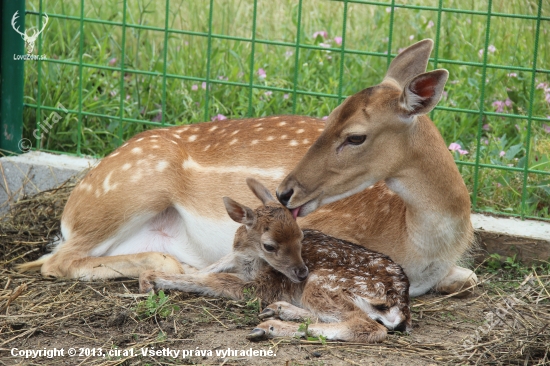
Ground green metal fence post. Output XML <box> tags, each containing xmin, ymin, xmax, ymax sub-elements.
<box><xmin>0</xmin><ymin>0</ymin><xmax>25</xmax><ymax>154</ymax></box>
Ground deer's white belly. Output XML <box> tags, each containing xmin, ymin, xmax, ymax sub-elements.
<box><xmin>88</xmin><ymin>205</ymin><xmax>238</xmax><ymax>269</ymax></box>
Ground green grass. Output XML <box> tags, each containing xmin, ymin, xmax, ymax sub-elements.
<box><xmin>21</xmin><ymin>0</ymin><xmax>550</xmax><ymax>218</ymax></box>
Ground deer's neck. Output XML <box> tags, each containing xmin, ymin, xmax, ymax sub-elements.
<box><xmin>385</xmin><ymin>116</ymin><xmax>473</xmax><ymax>259</ymax></box>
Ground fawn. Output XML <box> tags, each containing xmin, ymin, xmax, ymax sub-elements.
<box><xmin>139</xmin><ymin>178</ymin><xmax>411</xmax><ymax>342</ymax></box>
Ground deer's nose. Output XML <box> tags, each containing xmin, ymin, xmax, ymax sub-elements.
<box><xmin>294</xmin><ymin>266</ymin><xmax>309</xmax><ymax>282</ymax></box>
<box><xmin>277</xmin><ymin>189</ymin><xmax>294</xmax><ymax>207</ymax></box>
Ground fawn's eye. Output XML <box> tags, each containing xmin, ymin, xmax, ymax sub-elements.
<box><xmin>263</xmin><ymin>243</ymin><xmax>276</xmax><ymax>252</ymax></box>
<box><xmin>346</xmin><ymin>135</ymin><xmax>367</xmax><ymax>145</ymax></box>
<box><xmin>373</xmin><ymin>304</ymin><xmax>389</xmax><ymax>312</ymax></box>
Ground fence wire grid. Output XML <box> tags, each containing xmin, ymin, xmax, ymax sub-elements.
<box><xmin>1</xmin><ymin>0</ymin><xmax>549</xmax><ymax>221</ymax></box>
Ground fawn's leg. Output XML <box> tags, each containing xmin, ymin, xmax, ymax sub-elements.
<box><xmin>139</xmin><ymin>270</ymin><xmax>247</xmax><ymax>300</ymax></box>
<box><xmin>259</xmin><ymin>301</ymin><xmax>317</xmax><ymax>321</ymax></box>
<box><xmin>249</xmin><ymin>310</ymin><xmax>387</xmax><ymax>343</ymax></box>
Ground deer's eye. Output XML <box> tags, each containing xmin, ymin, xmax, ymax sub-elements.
<box><xmin>373</xmin><ymin>304</ymin><xmax>389</xmax><ymax>312</ymax></box>
<box><xmin>346</xmin><ymin>135</ymin><xmax>367</xmax><ymax>145</ymax></box>
<box><xmin>263</xmin><ymin>243</ymin><xmax>276</xmax><ymax>252</ymax></box>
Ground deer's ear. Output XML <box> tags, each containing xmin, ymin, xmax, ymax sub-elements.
<box><xmin>384</xmin><ymin>39</ymin><xmax>434</xmax><ymax>88</ymax></box>
<box><xmin>223</xmin><ymin>197</ymin><xmax>255</xmax><ymax>228</ymax></box>
<box><xmin>246</xmin><ymin>178</ymin><xmax>276</xmax><ymax>205</ymax></box>
<box><xmin>399</xmin><ymin>69</ymin><xmax>448</xmax><ymax>118</ymax></box>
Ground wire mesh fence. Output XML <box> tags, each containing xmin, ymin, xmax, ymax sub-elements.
<box><xmin>2</xmin><ymin>0</ymin><xmax>549</xmax><ymax>220</ymax></box>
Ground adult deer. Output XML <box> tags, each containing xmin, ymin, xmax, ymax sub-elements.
<box><xmin>19</xmin><ymin>39</ymin><xmax>476</xmax><ymax>297</ymax></box>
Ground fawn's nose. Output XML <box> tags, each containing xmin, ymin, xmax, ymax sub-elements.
<box><xmin>277</xmin><ymin>188</ymin><xmax>294</xmax><ymax>207</ymax></box>
<box><xmin>394</xmin><ymin>320</ymin><xmax>408</xmax><ymax>333</ymax></box>
<box><xmin>294</xmin><ymin>266</ymin><xmax>309</xmax><ymax>282</ymax></box>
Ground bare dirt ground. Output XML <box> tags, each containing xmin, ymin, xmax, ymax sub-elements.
<box><xmin>1</xmin><ymin>182</ymin><xmax>549</xmax><ymax>365</ymax></box>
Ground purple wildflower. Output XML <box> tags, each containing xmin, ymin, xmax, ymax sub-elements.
<box><xmin>492</xmin><ymin>100</ymin><xmax>505</xmax><ymax>113</ymax></box>
<box><xmin>202</xmin><ymin>82</ymin><xmax>207</xmax><ymax>90</ymax></box>
<box><xmin>191</xmin><ymin>84</ymin><xmax>198</xmax><ymax>91</ymax></box>
<box><xmin>499</xmin><ymin>151</ymin><xmax>506</xmax><ymax>157</ymax></box>
<box><xmin>313</xmin><ymin>31</ymin><xmax>328</xmax><ymax>39</ymax></box>
<box><xmin>283</xmin><ymin>94</ymin><xmax>290</xmax><ymax>100</ymax></box>
<box><xmin>334</xmin><ymin>37</ymin><xmax>343</xmax><ymax>46</ymax></box>
<box><xmin>211</xmin><ymin>114</ymin><xmax>227</xmax><ymax>121</ymax></box>
<box><xmin>258</xmin><ymin>68</ymin><xmax>266</xmax><ymax>79</ymax></box>
<box><xmin>108</xmin><ymin>57</ymin><xmax>117</xmax><ymax>66</ymax></box>
<box><xmin>543</xmin><ymin>124</ymin><xmax>550</xmax><ymax>133</ymax></box>
<box><xmin>448</xmin><ymin>142</ymin><xmax>461</xmax><ymax>151</ymax></box>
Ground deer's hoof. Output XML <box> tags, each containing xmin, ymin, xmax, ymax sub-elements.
<box><xmin>246</xmin><ymin>328</ymin><xmax>267</xmax><ymax>341</ymax></box>
<box><xmin>258</xmin><ymin>308</ymin><xmax>275</xmax><ymax>319</ymax></box>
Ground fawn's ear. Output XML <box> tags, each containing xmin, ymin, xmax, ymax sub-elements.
<box><xmin>223</xmin><ymin>197</ymin><xmax>255</xmax><ymax>228</ymax></box>
<box><xmin>246</xmin><ymin>177</ymin><xmax>276</xmax><ymax>205</ymax></box>
<box><xmin>399</xmin><ymin>69</ymin><xmax>449</xmax><ymax>118</ymax></box>
<box><xmin>384</xmin><ymin>39</ymin><xmax>434</xmax><ymax>88</ymax></box>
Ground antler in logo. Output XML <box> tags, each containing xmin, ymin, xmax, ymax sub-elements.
<box><xmin>11</xmin><ymin>11</ymin><xmax>49</xmax><ymax>54</ymax></box>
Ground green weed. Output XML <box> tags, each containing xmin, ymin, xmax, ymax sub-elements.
<box><xmin>134</xmin><ymin>290</ymin><xmax>180</xmax><ymax>319</ymax></box>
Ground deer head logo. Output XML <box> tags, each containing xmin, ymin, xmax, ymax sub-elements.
<box><xmin>11</xmin><ymin>11</ymin><xmax>49</xmax><ymax>54</ymax></box>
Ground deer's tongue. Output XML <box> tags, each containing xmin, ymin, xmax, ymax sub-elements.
<box><xmin>291</xmin><ymin>207</ymin><xmax>301</xmax><ymax>220</ymax></box>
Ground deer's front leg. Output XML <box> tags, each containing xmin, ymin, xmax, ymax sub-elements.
<box><xmin>139</xmin><ymin>270</ymin><xmax>247</xmax><ymax>300</ymax></box>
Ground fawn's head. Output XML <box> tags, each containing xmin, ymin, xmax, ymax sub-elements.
<box><xmin>223</xmin><ymin>178</ymin><xmax>308</xmax><ymax>283</ymax></box>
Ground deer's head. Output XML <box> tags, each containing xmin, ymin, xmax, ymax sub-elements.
<box><xmin>11</xmin><ymin>11</ymin><xmax>49</xmax><ymax>54</ymax></box>
<box><xmin>224</xmin><ymin>178</ymin><xmax>308</xmax><ymax>283</ymax></box>
<box><xmin>277</xmin><ymin>39</ymin><xmax>449</xmax><ymax>217</ymax></box>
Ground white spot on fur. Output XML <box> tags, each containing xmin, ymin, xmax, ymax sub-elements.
<box><xmin>173</xmin><ymin>134</ymin><xmax>181</xmax><ymax>139</ymax></box>
<box><xmin>229</xmin><ymin>138</ymin><xmax>238</xmax><ymax>145</ymax></box>
<box><xmin>289</xmin><ymin>140</ymin><xmax>298</xmax><ymax>146</ymax></box>
<box><xmin>132</xmin><ymin>147</ymin><xmax>142</xmax><ymax>154</ymax></box>
<box><xmin>137</xmin><ymin>138</ymin><xmax>144</xmax><ymax>142</ymax></box>
<box><xmin>130</xmin><ymin>169</ymin><xmax>143</xmax><ymax>183</ymax></box>
<box><xmin>156</xmin><ymin>161</ymin><xmax>169</xmax><ymax>172</ymax></box>
<box><xmin>188</xmin><ymin>135</ymin><xmax>197</xmax><ymax>142</ymax></box>
<box><xmin>296</xmin><ymin>129</ymin><xmax>304</xmax><ymax>134</ymax></box>
<box><xmin>152</xmin><ymin>145</ymin><xmax>160</xmax><ymax>149</ymax></box>
<box><xmin>278</xmin><ymin>121</ymin><xmax>286</xmax><ymax>126</ymax></box>
<box><xmin>303</xmin><ymin>139</ymin><xmax>310</xmax><ymax>144</ymax></box>
<box><xmin>151</xmin><ymin>135</ymin><xmax>159</xmax><ymax>138</ymax></box>
<box><xmin>281</xmin><ymin>135</ymin><xmax>287</xmax><ymax>139</ymax></box>
<box><xmin>209</xmin><ymin>126</ymin><xmax>218</xmax><ymax>132</ymax></box>
<box><xmin>170</xmin><ymin>140</ymin><xmax>177</xmax><ymax>145</ymax></box>
<box><xmin>251</xmin><ymin>140</ymin><xmax>259</xmax><ymax>145</ymax></box>
<box><xmin>267</xmin><ymin>136</ymin><xmax>274</xmax><ymax>141</ymax></box>
<box><xmin>182</xmin><ymin>157</ymin><xmax>285</xmax><ymax>179</ymax></box>
<box><xmin>110</xmin><ymin>151</ymin><xmax>120</xmax><ymax>157</ymax></box>
<box><xmin>103</xmin><ymin>172</ymin><xmax>118</xmax><ymax>193</ymax></box>
<box><xmin>254</xmin><ymin>123</ymin><xmax>262</xmax><ymax>127</ymax></box>
<box><xmin>255</xmin><ymin>128</ymin><xmax>263</xmax><ymax>132</ymax></box>
<box><xmin>122</xmin><ymin>163</ymin><xmax>132</xmax><ymax>171</ymax></box>
<box><xmin>204</xmin><ymin>144</ymin><xmax>211</xmax><ymax>151</ymax></box>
